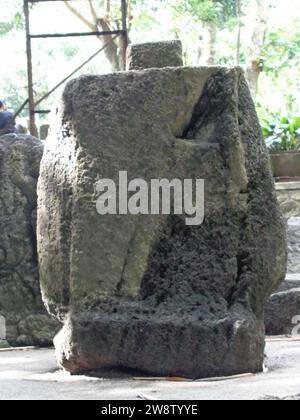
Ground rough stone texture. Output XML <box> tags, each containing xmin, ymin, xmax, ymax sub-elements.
<box><xmin>0</xmin><ymin>134</ymin><xmax>59</xmax><ymax>346</ymax></box>
<box><xmin>270</xmin><ymin>151</ymin><xmax>300</xmax><ymax>180</ymax></box>
<box><xmin>0</xmin><ymin>340</ymin><xmax>9</xmax><ymax>348</ymax></box>
<box><xmin>287</xmin><ymin>218</ymin><xmax>300</xmax><ymax>275</ymax></box>
<box><xmin>16</xmin><ymin>124</ymin><xmax>28</xmax><ymax>135</ymax></box>
<box><xmin>277</xmin><ymin>275</ymin><xmax>300</xmax><ymax>293</ymax></box>
<box><xmin>265</xmin><ymin>288</ymin><xmax>300</xmax><ymax>336</ymax></box>
<box><xmin>276</xmin><ymin>182</ymin><xmax>300</xmax><ymax>218</ymax></box>
<box><xmin>126</xmin><ymin>41</ymin><xmax>183</xmax><ymax>70</ymax></box>
<box><xmin>38</xmin><ymin>67</ymin><xmax>286</xmax><ymax>378</ymax></box>
<box><xmin>265</xmin><ymin>217</ymin><xmax>300</xmax><ymax>335</ymax></box>
<box><xmin>0</xmin><ymin>315</ymin><xmax>5</xmax><ymax>339</ymax></box>
<box><xmin>39</xmin><ymin>124</ymin><xmax>50</xmax><ymax>140</ymax></box>
<box><xmin>0</xmin><ymin>316</ymin><xmax>7</xmax><ymax>346</ymax></box>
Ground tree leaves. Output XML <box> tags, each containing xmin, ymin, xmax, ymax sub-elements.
<box><xmin>0</xmin><ymin>0</ymin><xmax>24</xmax><ymax>37</ymax></box>
<box><xmin>263</xmin><ymin>26</ymin><xmax>300</xmax><ymax>75</ymax></box>
<box><xmin>263</xmin><ymin>115</ymin><xmax>300</xmax><ymax>151</ymax></box>
<box><xmin>0</xmin><ymin>12</ymin><xmax>23</xmax><ymax>36</ymax></box>
<box><xmin>170</xmin><ymin>0</ymin><xmax>239</xmax><ymax>27</ymax></box>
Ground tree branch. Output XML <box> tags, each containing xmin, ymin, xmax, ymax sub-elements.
<box><xmin>127</xmin><ymin>0</ymin><xmax>133</xmax><ymax>32</ymax></box>
<box><xmin>88</xmin><ymin>0</ymin><xmax>98</xmax><ymax>24</ymax></box>
<box><xmin>106</xmin><ymin>0</ymin><xmax>111</xmax><ymax>17</ymax></box>
<box><xmin>64</xmin><ymin>1</ymin><xmax>96</xmax><ymax>31</ymax></box>
<box><xmin>64</xmin><ymin>0</ymin><xmax>120</xmax><ymax>71</ymax></box>
<box><xmin>97</xmin><ymin>17</ymin><xmax>120</xmax><ymax>70</ymax></box>
<box><xmin>246</xmin><ymin>0</ymin><xmax>268</xmax><ymax>98</ymax></box>
<box><xmin>236</xmin><ymin>0</ymin><xmax>242</xmax><ymax>65</ymax></box>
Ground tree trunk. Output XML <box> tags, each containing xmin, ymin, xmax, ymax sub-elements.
<box><xmin>207</xmin><ymin>22</ymin><xmax>217</xmax><ymax>65</ymax></box>
<box><xmin>64</xmin><ymin>0</ymin><xmax>122</xmax><ymax>72</ymax></box>
<box><xmin>246</xmin><ymin>0</ymin><xmax>268</xmax><ymax>99</ymax></box>
<box><xmin>236</xmin><ymin>0</ymin><xmax>242</xmax><ymax>65</ymax></box>
<box><xmin>97</xmin><ymin>17</ymin><xmax>121</xmax><ymax>71</ymax></box>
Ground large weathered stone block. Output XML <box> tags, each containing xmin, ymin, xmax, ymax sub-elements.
<box><xmin>0</xmin><ymin>134</ymin><xmax>58</xmax><ymax>346</ymax></box>
<box><xmin>38</xmin><ymin>67</ymin><xmax>286</xmax><ymax>378</ymax></box>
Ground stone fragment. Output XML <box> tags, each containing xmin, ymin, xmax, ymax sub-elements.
<box><xmin>276</xmin><ymin>182</ymin><xmax>300</xmax><ymax>218</ymax></box>
<box><xmin>265</xmin><ymin>288</ymin><xmax>300</xmax><ymax>336</ymax></box>
<box><xmin>38</xmin><ymin>67</ymin><xmax>286</xmax><ymax>378</ymax></box>
<box><xmin>0</xmin><ymin>134</ymin><xmax>58</xmax><ymax>346</ymax></box>
<box><xmin>126</xmin><ymin>40</ymin><xmax>183</xmax><ymax>70</ymax></box>
<box><xmin>39</xmin><ymin>124</ymin><xmax>50</xmax><ymax>140</ymax></box>
<box><xmin>265</xmin><ymin>217</ymin><xmax>300</xmax><ymax>335</ymax></box>
<box><xmin>287</xmin><ymin>218</ymin><xmax>300</xmax><ymax>275</ymax></box>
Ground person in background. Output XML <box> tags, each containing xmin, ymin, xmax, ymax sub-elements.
<box><xmin>0</xmin><ymin>99</ymin><xmax>17</xmax><ymax>135</ymax></box>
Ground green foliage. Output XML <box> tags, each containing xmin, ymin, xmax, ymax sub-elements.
<box><xmin>263</xmin><ymin>116</ymin><xmax>300</xmax><ymax>151</ymax></box>
<box><xmin>263</xmin><ymin>24</ymin><xmax>300</xmax><ymax>76</ymax></box>
<box><xmin>0</xmin><ymin>12</ymin><xmax>23</xmax><ymax>36</ymax></box>
<box><xmin>0</xmin><ymin>0</ymin><xmax>23</xmax><ymax>36</ymax></box>
<box><xmin>256</xmin><ymin>17</ymin><xmax>300</xmax><ymax>125</ymax></box>
<box><xmin>61</xmin><ymin>43</ymin><xmax>81</xmax><ymax>60</ymax></box>
<box><xmin>170</xmin><ymin>0</ymin><xmax>238</xmax><ymax>27</ymax></box>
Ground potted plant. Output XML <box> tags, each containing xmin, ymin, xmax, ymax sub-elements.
<box><xmin>263</xmin><ymin>116</ymin><xmax>300</xmax><ymax>181</ymax></box>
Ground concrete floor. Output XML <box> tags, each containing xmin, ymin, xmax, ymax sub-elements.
<box><xmin>0</xmin><ymin>338</ymin><xmax>299</xmax><ymax>400</ymax></box>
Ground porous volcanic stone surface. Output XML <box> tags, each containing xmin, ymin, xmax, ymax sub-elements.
<box><xmin>126</xmin><ymin>40</ymin><xmax>183</xmax><ymax>70</ymax></box>
<box><xmin>265</xmin><ymin>288</ymin><xmax>300</xmax><ymax>336</ymax></box>
<box><xmin>265</xmin><ymin>217</ymin><xmax>300</xmax><ymax>335</ymax></box>
<box><xmin>0</xmin><ymin>134</ymin><xmax>58</xmax><ymax>346</ymax></box>
<box><xmin>287</xmin><ymin>218</ymin><xmax>300</xmax><ymax>275</ymax></box>
<box><xmin>37</xmin><ymin>67</ymin><xmax>286</xmax><ymax>378</ymax></box>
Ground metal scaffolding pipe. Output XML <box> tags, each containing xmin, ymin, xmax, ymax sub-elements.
<box><xmin>23</xmin><ymin>0</ymin><xmax>128</xmax><ymax>135</ymax></box>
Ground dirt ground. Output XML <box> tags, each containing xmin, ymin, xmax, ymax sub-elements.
<box><xmin>0</xmin><ymin>338</ymin><xmax>299</xmax><ymax>400</ymax></box>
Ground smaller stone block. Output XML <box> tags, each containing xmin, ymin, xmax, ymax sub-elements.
<box><xmin>126</xmin><ymin>40</ymin><xmax>183</xmax><ymax>70</ymax></box>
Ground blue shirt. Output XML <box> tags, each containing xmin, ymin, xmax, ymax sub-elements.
<box><xmin>0</xmin><ymin>110</ymin><xmax>14</xmax><ymax>130</ymax></box>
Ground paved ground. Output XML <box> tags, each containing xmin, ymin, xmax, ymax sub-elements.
<box><xmin>0</xmin><ymin>338</ymin><xmax>299</xmax><ymax>400</ymax></box>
